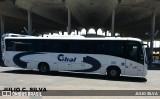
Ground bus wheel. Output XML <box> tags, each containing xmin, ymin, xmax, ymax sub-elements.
<box><xmin>107</xmin><ymin>67</ymin><xmax>120</xmax><ymax>79</ymax></box>
<box><xmin>38</xmin><ymin>63</ymin><xmax>50</xmax><ymax>73</ymax></box>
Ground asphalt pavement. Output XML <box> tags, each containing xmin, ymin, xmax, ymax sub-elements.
<box><xmin>0</xmin><ymin>60</ymin><xmax>160</xmax><ymax>99</ymax></box>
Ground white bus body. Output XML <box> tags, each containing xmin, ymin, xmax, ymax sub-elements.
<box><xmin>2</xmin><ymin>36</ymin><xmax>148</xmax><ymax>78</ymax></box>
<box><xmin>1</xmin><ymin>33</ymin><xmax>34</xmax><ymax>61</ymax></box>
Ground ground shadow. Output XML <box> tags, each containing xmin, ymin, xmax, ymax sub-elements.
<box><xmin>2</xmin><ymin>69</ymin><xmax>147</xmax><ymax>82</ymax></box>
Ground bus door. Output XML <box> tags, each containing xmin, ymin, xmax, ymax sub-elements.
<box><xmin>125</xmin><ymin>42</ymin><xmax>139</xmax><ymax>76</ymax></box>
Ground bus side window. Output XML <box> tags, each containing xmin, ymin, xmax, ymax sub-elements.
<box><xmin>101</xmin><ymin>41</ymin><xmax>111</xmax><ymax>55</ymax></box>
<box><xmin>110</xmin><ymin>41</ymin><xmax>124</xmax><ymax>58</ymax></box>
<box><xmin>33</xmin><ymin>40</ymin><xmax>44</xmax><ymax>52</ymax></box>
<box><xmin>126</xmin><ymin>43</ymin><xmax>138</xmax><ymax>62</ymax></box>
<box><xmin>86</xmin><ymin>41</ymin><xmax>95</xmax><ymax>54</ymax></box>
<box><xmin>6</xmin><ymin>40</ymin><xmax>15</xmax><ymax>51</ymax></box>
<box><xmin>138</xmin><ymin>44</ymin><xmax>144</xmax><ymax>64</ymax></box>
<box><xmin>69</xmin><ymin>40</ymin><xmax>82</xmax><ymax>54</ymax></box>
<box><xmin>126</xmin><ymin>42</ymin><xmax>144</xmax><ymax>64</ymax></box>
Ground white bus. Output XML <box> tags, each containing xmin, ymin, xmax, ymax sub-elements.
<box><xmin>2</xmin><ymin>36</ymin><xmax>148</xmax><ymax>78</ymax></box>
<box><xmin>1</xmin><ymin>33</ymin><xmax>34</xmax><ymax>60</ymax></box>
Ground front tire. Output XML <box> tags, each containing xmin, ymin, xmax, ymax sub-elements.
<box><xmin>38</xmin><ymin>63</ymin><xmax>50</xmax><ymax>73</ymax></box>
<box><xmin>107</xmin><ymin>68</ymin><xmax>120</xmax><ymax>79</ymax></box>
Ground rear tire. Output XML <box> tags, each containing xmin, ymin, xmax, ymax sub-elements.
<box><xmin>107</xmin><ymin>68</ymin><xmax>120</xmax><ymax>79</ymax></box>
<box><xmin>38</xmin><ymin>63</ymin><xmax>50</xmax><ymax>74</ymax></box>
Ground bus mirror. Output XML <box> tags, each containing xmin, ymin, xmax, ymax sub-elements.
<box><xmin>142</xmin><ymin>44</ymin><xmax>149</xmax><ymax>48</ymax></box>
<box><xmin>142</xmin><ymin>44</ymin><xmax>149</xmax><ymax>54</ymax></box>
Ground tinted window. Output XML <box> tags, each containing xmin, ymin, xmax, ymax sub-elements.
<box><xmin>5</xmin><ymin>39</ymin><xmax>125</xmax><ymax>58</ymax></box>
<box><xmin>69</xmin><ymin>40</ymin><xmax>83</xmax><ymax>53</ymax></box>
<box><xmin>110</xmin><ymin>41</ymin><xmax>124</xmax><ymax>57</ymax></box>
<box><xmin>126</xmin><ymin>42</ymin><xmax>144</xmax><ymax>64</ymax></box>
<box><xmin>6</xmin><ymin>39</ymin><xmax>31</xmax><ymax>51</ymax></box>
<box><xmin>6</xmin><ymin>40</ymin><xmax>15</xmax><ymax>51</ymax></box>
<box><xmin>95</xmin><ymin>40</ymin><xmax>124</xmax><ymax>57</ymax></box>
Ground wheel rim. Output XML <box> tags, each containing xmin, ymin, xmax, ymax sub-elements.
<box><xmin>110</xmin><ymin>70</ymin><xmax>117</xmax><ymax>77</ymax></box>
<box><xmin>41</xmin><ymin>65</ymin><xmax>48</xmax><ymax>72</ymax></box>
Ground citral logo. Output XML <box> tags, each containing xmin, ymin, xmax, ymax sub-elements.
<box><xmin>57</xmin><ymin>54</ymin><xmax>76</xmax><ymax>62</ymax></box>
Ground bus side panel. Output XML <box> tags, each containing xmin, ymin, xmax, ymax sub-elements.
<box><xmin>3</xmin><ymin>51</ymin><xmax>19</xmax><ymax>67</ymax></box>
<box><xmin>85</xmin><ymin>55</ymin><xmax>125</xmax><ymax>75</ymax></box>
<box><xmin>143</xmin><ymin>65</ymin><xmax>148</xmax><ymax>77</ymax></box>
<box><xmin>23</xmin><ymin>53</ymin><xmax>58</xmax><ymax>71</ymax></box>
<box><xmin>137</xmin><ymin>62</ymin><xmax>147</xmax><ymax>77</ymax></box>
<box><xmin>54</xmin><ymin>53</ymin><xmax>125</xmax><ymax>75</ymax></box>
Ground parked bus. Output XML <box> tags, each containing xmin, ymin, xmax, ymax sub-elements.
<box><xmin>1</xmin><ymin>33</ymin><xmax>34</xmax><ymax>60</ymax></box>
<box><xmin>1</xmin><ymin>33</ymin><xmax>34</xmax><ymax>48</ymax></box>
<box><xmin>2</xmin><ymin>36</ymin><xmax>148</xmax><ymax>78</ymax></box>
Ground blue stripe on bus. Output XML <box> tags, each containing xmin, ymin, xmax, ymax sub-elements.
<box><xmin>13</xmin><ymin>52</ymin><xmax>101</xmax><ymax>72</ymax></box>
<box><xmin>13</xmin><ymin>52</ymin><xmax>44</xmax><ymax>68</ymax></box>
<box><xmin>71</xmin><ymin>56</ymin><xmax>101</xmax><ymax>72</ymax></box>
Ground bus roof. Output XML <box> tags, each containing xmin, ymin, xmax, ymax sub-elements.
<box><xmin>4</xmin><ymin>36</ymin><xmax>142</xmax><ymax>42</ymax></box>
